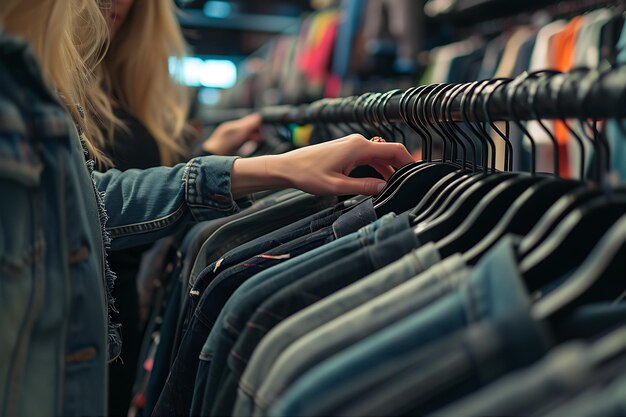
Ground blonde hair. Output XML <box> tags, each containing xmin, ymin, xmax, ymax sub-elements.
<box><xmin>0</xmin><ymin>0</ymin><xmax>114</xmax><ymax>166</ymax></box>
<box><xmin>99</xmin><ymin>0</ymin><xmax>191</xmax><ymax>166</ymax></box>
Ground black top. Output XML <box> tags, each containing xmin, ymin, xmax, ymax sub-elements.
<box><xmin>104</xmin><ymin>107</ymin><xmax>162</xmax><ymax>170</ymax></box>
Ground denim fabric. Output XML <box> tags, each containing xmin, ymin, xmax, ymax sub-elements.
<box><xmin>256</xmin><ymin>255</ymin><xmax>467</xmax><ymax>417</ymax></box>
<box><xmin>191</xmin><ymin>213</ymin><xmax>408</xmax><ymax>416</ymax></box>
<box><xmin>0</xmin><ymin>28</ymin><xmax>251</xmax><ymax>417</ymax></box>
<box><xmin>269</xmin><ymin>235</ymin><xmax>532</xmax><ymax>417</ymax></box>
<box><xmin>331</xmin><ymin>197</ymin><xmax>377</xmax><ymax>238</ymax></box>
<box><xmin>434</xmin><ymin>326</ymin><xmax>626</xmax><ymax>416</ymax></box>
<box><xmin>143</xmin><ymin>279</ymin><xmax>181</xmax><ymax>416</ymax></box>
<box><xmin>188</xmin><ymin>196</ymin><xmax>364</xmax><ymax>297</ymax></box>
<box><xmin>175</xmin><ymin>192</ymin><xmax>336</xmax><ymax>362</ymax></box>
<box><xmin>153</xmin><ymin>226</ymin><xmax>337</xmax><ymax>417</ymax></box>
<box><xmin>212</xmin><ymin>221</ymin><xmax>426</xmax><ymax>417</ymax></box>
<box><xmin>180</xmin><ymin>189</ymin><xmax>305</xmax><ymax>292</ymax></box>
<box><xmin>334</xmin><ymin>309</ymin><xmax>552</xmax><ymax>416</ymax></box>
<box><xmin>433</xmin><ymin>344</ymin><xmax>596</xmax><ymax>416</ymax></box>
<box><xmin>234</xmin><ymin>242</ymin><xmax>442</xmax><ymax>417</ymax></box>
<box><xmin>542</xmin><ymin>373</ymin><xmax>626</xmax><ymax>417</ymax></box>
<box><xmin>188</xmin><ymin>193</ymin><xmax>336</xmax><ymax>290</ymax></box>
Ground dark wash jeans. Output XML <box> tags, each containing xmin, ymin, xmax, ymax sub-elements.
<box><xmin>210</xmin><ymin>228</ymin><xmax>422</xmax><ymax>416</ymax></box>
<box><xmin>188</xmin><ymin>213</ymin><xmax>405</xmax><ymax>416</ymax></box>
<box><xmin>152</xmin><ymin>227</ymin><xmax>337</xmax><ymax>417</ymax></box>
<box><xmin>195</xmin><ymin>215</ymin><xmax>416</xmax><ymax>416</ymax></box>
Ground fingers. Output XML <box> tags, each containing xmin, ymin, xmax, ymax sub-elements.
<box><xmin>331</xmin><ymin>176</ymin><xmax>386</xmax><ymax>196</ymax></box>
<box><xmin>368</xmin><ymin>161</ymin><xmax>395</xmax><ymax>181</ymax></box>
<box><xmin>360</xmin><ymin>140</ymin><xmax>415</xmax><ymax>168</ymax></box>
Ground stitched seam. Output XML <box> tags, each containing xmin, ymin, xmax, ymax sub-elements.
<box><xmin>108</xmin><ymin>203</ymin><xmax>186</xmax><ymax>237</ymax></box>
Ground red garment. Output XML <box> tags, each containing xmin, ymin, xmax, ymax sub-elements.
<box><xmin>550</xmin><ymin>16</ymin><xmax>584</xmax><ymax>177</ymax></box>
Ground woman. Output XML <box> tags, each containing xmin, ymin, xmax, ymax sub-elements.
<box><xmin>94</xmin><ymin>2</ymin><xmax>262</xmax><ymax>413</ymax></box>
<box><xmin>96</xmin><ymin>0</ymin><xmax>251</xmax><ymax>169</ymax></box>
<box><xmin>0</xmin><ymin>1</ymin><xmax>413</xmax><ymax>416</ymax></box>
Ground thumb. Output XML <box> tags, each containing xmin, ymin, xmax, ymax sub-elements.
<box><xmin>334</xmin><ymin>176</ymin><xmax>387</xmax><ymax>196</ymax></box>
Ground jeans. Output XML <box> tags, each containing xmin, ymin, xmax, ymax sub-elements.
<box><xmin>335</xmin><ymin>308</ymin><xmax>552</xmax><ymax>416</ymax></box>
<box><xmin>256</xmin><ymin>255</ymin><xmax>468</xmax><ymax>417</ymax></box>
<box><xmin>331</xmin><ymin>197</ymin><xmax>377</xmax><ymax>238</ymax></box>
<box><xmin>188</xmin><ymin>193</ymin><xmax>336</xmax><ymax>289</ymax></box>
<box><xmin>211</xmin><ymin>222</ymin><xmax>424</xmax><ymax>416</ymax></box>
<box><xmin>177</xmin><ymin>195</ymin><xmax>341</xmax><ymax>356</ymax></box>
<box><xmin>268</xmin><ymin>236</ymin><xmax>533</xmax><ymax>417</ymax></box>
<box><xmin>143</xmin><ymin>278</ymin><xmax>182</xmax><ymax>416</ymax></box>
<box><xmin>152</xmin><ymin>225</ymin><xmax>337</xmax><ymax>417</ymax></box>
<box><xmin>190</xmin><ymin>213</ymin><xmax>408</xmax><ymax>416</ymax></box>
<box><xmin>234</xmin><ymin>242</ymin><xmax>443</xmax><ymax>417</ymax></box>
<box><xmin>435</xmin><ymin>325</ymin><xmax>626</xmax><ymax>416</ymax></box>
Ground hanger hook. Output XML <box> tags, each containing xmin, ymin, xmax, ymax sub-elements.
<box><xmin>506</xmin><ymin>71</ymin><xmax>538</xmax><ymax>175</ymax></box>
<box><xmin>482</xmin><ymin>78</ymin><xmax>514</xmax><ymax>172</ymax></box>
<box><xmin>553</xmin><ymin>68</ymin><xmax>588</xmax><ymax>180</ymax></box>
<box><xmin>527</xmin><ymin>69</ymin><xmax>562</xmax><ymax>176</ymax></box>
<box><xmin>447</xmin><ymin>83</ymin><xmax>477</xmax><ymax>172</ymax></box>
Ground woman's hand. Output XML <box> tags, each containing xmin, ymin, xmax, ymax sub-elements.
<box><xmin>202</xmin><ymin>113</ymin><xmax>262</xmax><ymax>156</ymax></box>
<box><xmin>231</xmin><ymin>134</ymin><xmax>415</xmax><ymax>199</ymax></box>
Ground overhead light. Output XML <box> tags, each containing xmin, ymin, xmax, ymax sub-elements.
<box><xmin>203</xmin><ymin>1</ymin><xmax>232</xmax><ymax>18</ymax></box>
<box><xmin>169</xmin><ymin>57</ymin><xmax>237</xmax><ymax>89</ymax></box>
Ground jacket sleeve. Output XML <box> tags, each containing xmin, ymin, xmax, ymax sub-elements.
<box><xmin>94</xmin><ymin>155</ymin><xmax>253</xmax><ymax>250</ymax></box>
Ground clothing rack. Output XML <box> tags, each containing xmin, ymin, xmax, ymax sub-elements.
<box><xmin>259</xmin><ymin>66</ymin><xmax>626</xmax><ymax>125</ymax></box>
<box><xmin>425</xmin><ymin>0</ymin><xmax>622</xmax><ymax>25</ymax></box>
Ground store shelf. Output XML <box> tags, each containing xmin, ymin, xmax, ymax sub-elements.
<box><xmin>177</xmin><ymin>9</ymin><xmax>301</xmax><ymax>34</ymax></box>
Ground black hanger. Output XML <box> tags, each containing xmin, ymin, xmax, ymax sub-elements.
<box><xmin>516</xmin><ymin>186</ymin><xmax>610</xmax><ymax>258</ymax></box>
<box><xmin>411</xmin><ymin>82</ymin><xmax>486</xmax><ymax>223</ymax></box>
<box><xmin>520</xmin><ymin>194</ymin><xmax>626</xmax><ymax>293</ymax></box>
<box><xmin>531</xmin><ymin>213</ymin><xmax>626</xmax><ymax>320</ymax></box>
<box><xmin>409</xmin><ymin>84</ymin><xmax>473</xmax><ymax>219</ymax></box>
<box><xmin>462</xmin><ymin>179</ymin><xmax>584</xmax><ymax>265</ymax></box>
<box><xmin>413</xmin><ymin>79</ymin><xmax>522</xmax><ymax>230</ymax></box>
<box><xmin>428</xmin><ymin>72</ymin><xmax>560</xmax><ymax>257</ymax></box>
<box><xmin>434</xmin><ymin>175</ymin><xmax>544</xmax><ymax>258</ymax></box>
<box><xmin>374</xmin><ymin>86</ymin><xmax>453</xmax><ymax>216</ymax></box>
<box><xmin>373</xmin><ymin>84</ymin><xmax>460</xmax><ymax>216</ymax></box>
<box><xmin>460</xmin><ymin>71</ymin><xmax>596</xmax><ymax>264</ymax></box>
<box><xmin>372</xmin><ymin>87</ymin><xmax>432</xmax><ymax>203</ymax></box>
<box><xmin>513</xmin><ymin>69</ymin><xmax>604</xmax><ymax>256</ymax></box>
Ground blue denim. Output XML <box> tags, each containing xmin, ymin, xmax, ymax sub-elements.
<box><xmin>334</xmin><ymin>308</ymin><xmax>552</xmax><ymax>416</ymax></box>
<box><xmin>434</xmin><ymin>323</ymin><xmax>626</xmax><ymax>416</ymax></box>
<box><xmin>433</xmin><ymin>327</ymin><xmax>626</xmax><ymax>417</ymax></box>
<box><xmin>191</xmin><ymin>213</ymin><xmax>409</xmax><ymax>416</ymax></box>
<box><xmin>331</xmin><ymin>197</ymin><xmax>377</xmax><ymax>238</ymax></box>
<box><xmin>254</xmin><ymin>254</ymin><xmax>466</xmax><ymax>417</ymax></box>
<box><xmin>234</xmin><ymin>243</ymin><xmax>443</xmax><ymax>417</ymax></box>
<box><xmin>211</xmin><ymin>214</ymin><xmax>420</xmax><ymax>416</ymax></box>
<box><xmin>0</xmin><ymin>28</ymin><xmax>250</xmax><ymax>417</ymax></box>
<box><xmin>180</xmin><ymin>189</ymin><xmax>306</xmax><ymax>293</ymax></box>
<box><xmin>269</xmin><ymin>235</ymin><xmax>532</xmax><ymax>417</ymax></box>
<box><xmin>174</xmin><ymin>192</ymin><xmax>337</xmax><ymax>363</ymax></box>
<box><xmin>153</xmin><ymin>226</ymin><xmax>338</xmax><ymax>417</ymax></box>
<box><xmin>143</xmin><ymin>278</ymin><xmax>182</xmax><ymax>416</ymax></box>
<box><xmin>188</xmin><ymin>193</ymin><xmax>340</xmax><ymax>291</ymax></box>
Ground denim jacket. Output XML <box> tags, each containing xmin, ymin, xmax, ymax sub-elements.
<box><xmin>0</xmin><ymin>28</ymin><xmax>250</xmax><ymax>417</ymax></box>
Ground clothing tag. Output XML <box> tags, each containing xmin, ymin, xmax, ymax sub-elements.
<box><xmin>213</xmin><ymin>257</ymin><xmax>224</xmax><ymax>273</ymax></box>
<box><xmin>256</xmin><ymin>254</ymin><xmax>291</xmax><ymax>260</ymax></box>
